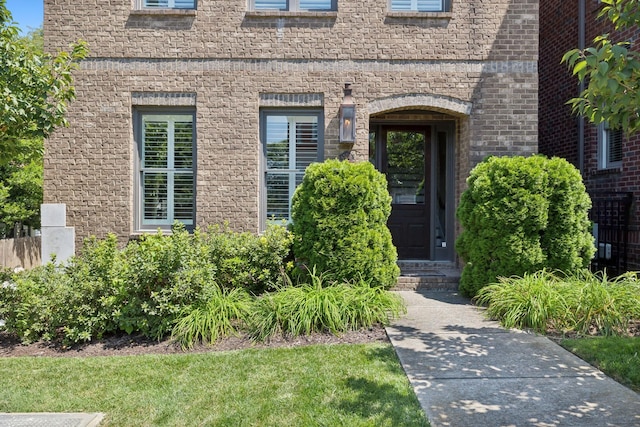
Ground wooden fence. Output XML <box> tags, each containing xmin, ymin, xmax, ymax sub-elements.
<box><xmin>0</xmin><ymin>237</ymin><xmax>41</xmax><ymax>270</ymax></box>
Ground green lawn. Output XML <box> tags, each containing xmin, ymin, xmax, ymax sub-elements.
<box><xmin>0</xmin><ymin>343</ymin><xmax>428</xmax><ymax>426</ymax></box>
<box><xmin>561</xmin><ymin>337</ymin><xmax>640</xmax><ymax>392</ymax></box>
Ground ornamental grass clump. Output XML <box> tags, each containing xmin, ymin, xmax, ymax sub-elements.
<box><xmin>476</xmin><ymin>270</ymin><xmax>572</xmax><ymax>333</ymax></box>
<box><xmin>477</xmin><ymin>270</ymin><xmax>640</xmax><ymax>336</ymax></box>
<box><xmin>171</xmin><ymin>286</ymin><xmax>254</xmax><ymax>350</ymax></box>
<box><xmin>250</xmin><ymin>272</ymin><xmax>406</xmax><ymax>342</ymax></box>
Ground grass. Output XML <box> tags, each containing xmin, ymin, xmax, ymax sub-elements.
<box><xmin>476</xmin><ymin>270</ymin><xmax>640</xmax><ymax>335</ymax></box>
<box><xmin>561</xmin><ymin>337</ymin><xmax>640</xmax><ymax>392</ymax></box>
<box><xmin>0</xmin><ymin>343</ymin><xmax>428</xmax><ymax>426</ymax></box>
<box><xmin>250</xmin><ymin>279</ymin><xmax>406</xmax><ymax>342</ymax></box>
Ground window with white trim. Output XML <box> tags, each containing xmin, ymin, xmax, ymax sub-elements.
<box><xmin>250</xmin><ymin>0</ymin><xmax>336</xmax><ymax>11</ymax></box>
<box><xmin>262</xmin><ymin>111</ymin><xmax>323</xmax><ymax>225</ymax></box>
<box><xmin>140</xmin><ymin>0</ymin><xmax>196</xmax><ymax>9</ymax></box>
<box><xmin>135</xmin><ymin>111</ymin><xmax>195</xmax><ymax>231</ymax></box>
<box><xmin>598</xmin><ymin>122</ymin><xmax>623</xmax><ymax>169</ymax></box>
<box><xmin>390</xmin><ymin>0</ymin><xmax>449</xmax><ymax>12</ymax></box>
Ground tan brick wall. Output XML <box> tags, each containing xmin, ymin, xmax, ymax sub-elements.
<box><xmin>44</xmin><ymin>0</ymin><xmax>539</xmax><ymax>246</ymax></box>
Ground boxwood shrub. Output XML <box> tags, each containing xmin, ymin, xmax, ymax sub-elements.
<box><xmin>290</xmin><ymin>159</ymin><xmax>400</xmax><ymax>289</ymax></box>
<box><xmin>456</xmin><ymin>155</ymin><xmax>595</xmax><ymax>297</ymax></box>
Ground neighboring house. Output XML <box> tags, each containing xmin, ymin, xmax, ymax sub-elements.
<box><xmin>539</xmin><ymin>0</ymin><xmax>639</xmax><ymax>274</ymax></box>
<box><xmin>44</xmin><ymin>0</ymin><xmax>538</xmax><ymax>263</ymax></box>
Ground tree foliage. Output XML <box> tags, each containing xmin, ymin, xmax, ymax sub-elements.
<box><xmin>0</xmin><ymin>138</ymin><xmax>42</xmax><ymax>237</ymax></box>
<box><xmin>562</xmin><ymin>0</ymin><xmax>640</xmax><ymax>133</ymax></box>
<box><xmin>0</xmin><ymin>0</ymin><xmax>88</xmax><ymax>165</ymax></box>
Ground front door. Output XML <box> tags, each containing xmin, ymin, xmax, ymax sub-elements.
<box><xmin>378</xmin><ymin>126</ymin><xmax>431</xmax><ymax>259</ymax></box>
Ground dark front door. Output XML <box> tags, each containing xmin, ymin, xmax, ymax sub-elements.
<box><xmin>380</xmin><ymin>127</ymin><xmax>431</xmax><ymax>259</ymax></box>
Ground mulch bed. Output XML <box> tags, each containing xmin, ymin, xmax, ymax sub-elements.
<box><xmin>0</xmin><ymin>327</ymin><xmax>390</xmax><ymax>358</ymax></box>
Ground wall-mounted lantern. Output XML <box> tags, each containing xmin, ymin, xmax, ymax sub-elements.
<box><xmin>339</xmin><ymin>83</ymin><xmax>356</xmax><ymax>143</ymax></box>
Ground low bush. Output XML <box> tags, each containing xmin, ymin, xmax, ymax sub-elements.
<box><xmin>206</xmin><ymin>223</ymin><xmax>293</xmax><ymax>293</ymax></box>
<box><xmin>476</xmin><ymin>270</ymin><xmax>640</xmax><ymax>336</ymax></box>
<box><xmin>0</xmin><ymin>223</ymin><xmax>294</xmax><ymax>345</ymax></box>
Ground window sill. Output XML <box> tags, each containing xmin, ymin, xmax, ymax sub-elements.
<box><xmin>592</xmin><ymin>166</ymin><xmax>623</xmax><ymax>177</ymax></box>
<box><xmin>384</xmin><ymin>11</ymin><xmax>452</xmax><ymax>26</ymax></box>
<box><xmin>244</xmin><ymin>11</ymin><xmax>338</xmax><ymax>18</ymax></box>
<box><xmin>130</xmin><ymin>9</ymin><xmax>197</xmax><ymax>17</ymax></box>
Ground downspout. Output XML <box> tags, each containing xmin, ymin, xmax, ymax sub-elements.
<box><xmin>578</xmin><ymin>0</ymin><xmax>586</xmax><ymax>173</ymax></box>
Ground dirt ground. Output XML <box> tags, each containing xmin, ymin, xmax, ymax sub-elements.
<box><xmin>0</xmin><ymin>327</ymin><xmax>390</xmax><ymax>358</ymax></box>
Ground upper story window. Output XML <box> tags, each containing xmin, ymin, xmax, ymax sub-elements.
<box><xmin>141</xmin><ymin>0</ymin><xmax>196</xmax><ymax>8</ymax></box>
<box><xmin>251</xmin><ymin>0</ymin><xmax>336</xmax><ymax>11</ymax></box>
<box><xmin>390</xmin><ymin>0</ymin><xmax>449</xmax><ymax>12</ymax></box>
<box><xmin>598</xmin><ymin>122</ymin><xmax>623</xmax><ymax>169</ymax></box>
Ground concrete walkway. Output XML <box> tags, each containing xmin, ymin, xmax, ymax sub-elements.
<box><xmin>386</xmin><ymin>290</ymin><xmax>640</xmax><ymax>427</ymax></box>
<box><xmin>0</xmin><ymin>413</ymin><xmax>104</xmax><ymax>427</ymax></box>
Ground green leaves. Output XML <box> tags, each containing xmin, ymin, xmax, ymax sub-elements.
<box><xmin>562</xmin><ymin>0</ymin><xmax>640</xmax><ymax>133</ymax></box>
<box><xmin>456</xmin><ymin>156</ymin><xmax>595</xmax><ymax>297</ymax></box>
<box><xmin>291</xmin><ymin>160</ymin><xmax>399</xmax><ymax>289</ymax></box>
<box><xmin>0</xmin><ymin>2</ymin><xmax>88</xmax><ymax>166</ymax></box>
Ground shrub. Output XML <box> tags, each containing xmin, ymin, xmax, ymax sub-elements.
<box><xmin>0</xmin><ymin>235</ymin><xmax>122</xmax><ymax>345</ymax></box>
<box><xmin>114</xmin><ymin>224</ymin><xmax>218</xmax><ymax>339</ymax></box>
<box><xmin>205</xmin><ymin>223</ymin><xmax>293</xmax><ymax>294</ymax></box>
<box><xmin>290</xmin><ymin>159</ymin><xmax>399</xmax><ymax>289</ymax></box>
<box><xmin>456</xmin><ymin>155</ymin><xmax>595</xmax><ymax>297</ymax></box>
<box><xmin>250</xmin><ymin>272</ymin><xmax>406</xmax><ymax>341</ymax></box>
<box><xmin>171</xmin><ymin>286</ymin><xmax>254</xmax><ymax>349</ymax></box>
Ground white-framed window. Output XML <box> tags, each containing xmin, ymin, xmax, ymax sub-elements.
<box><xmin>389</xmin><ymin>0</ymin><xmax>449</xmax><ymax>12</ymax></box>
<box><xmin>261</xmin><ymin>110</ymin><xmax>323</xmax><ymax>226</ymax></box>
<box><xmin>598</xmin><ymin>122</ymin><xmax>623</xmax><ymax>169</ymax></box>
<box><xmin>135</xmin><ymin>110</ymin><xmax>196</xmax><ymax>231</ymax></box>
<box><xmin>139</xmin><ymin>0</ymin><xmax>196</xmax><ymax>9</ymax></box>
<box><xmin>250</xmin><ymin>0</ymin><xmax>336</xmax><ymax>12</ymax></box>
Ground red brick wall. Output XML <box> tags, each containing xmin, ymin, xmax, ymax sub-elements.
<box><xmin>540</xmin><ymin>0</ymin><xmax>640</xmax><ymax>271</ymax></box>
<box><xmin>538</xmin><ymin>1</ymin><xmax>579</xmax><ymax>165</ymax></box>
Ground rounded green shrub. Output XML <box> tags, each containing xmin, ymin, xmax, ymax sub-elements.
<box><xmin>290</xmin><ymin>159</ymin><xmax>400</xmax><ymax>288</ymax></box>
<box><xmin>456</xmin><ymin>155</ymin><xmax>595</xmax><ymax>297</ymax></box>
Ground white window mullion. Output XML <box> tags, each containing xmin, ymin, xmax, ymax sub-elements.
<box><xmin>287</xmin><ymin>117</ymin><xmax>297</xmax><ymax>220</ymax></box>
<box><xmin>167</xmin><ymin>172</ymin><xmax>175</xmax><ymax>225</ymax></box>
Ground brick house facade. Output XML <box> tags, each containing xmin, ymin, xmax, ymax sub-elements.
<box><xmin>539</xmin><ymin>0</ymin><xmax>640</xmax><ymax>273</ymax></box>
<box><xmin>44</xmin><ymin>0</ymin><xmax>538</xmax><ymax>262</ymax></box>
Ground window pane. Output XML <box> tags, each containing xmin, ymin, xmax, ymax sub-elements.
<box><xmin>266</xmin><ymin>116</ymin><xmax>290</xmax><ymax>169</ymax></box>
<box><xmin>417</xmin><ymin>0</ymin><xmax>443</xmax><ymax>11</ymax></box>
<box><xmin>608</xmin><ymin>129</ymin><xmax>623</xmax><ymax>164</ymax></box>
<box><xmin>143</xmin><ymin>172</ymin><xmax>168</xmax><ymax>221</ymax></box>
<box><xmin>295</xmin><ymin>121</ymin><xmax>318</xmax><ymax>170</ymax></box>
<box><xmin>386</xmin><ymin>131</ymin><xmax>425</xmax><ymax>205</ymax></box>
<box><xmin>174</xmin><ymin>0</ymin><xmax>195</xmax><ymax>7</ymax></box>
<box><xmin>390</xmin><ymin>0</ymin><xmax>443</xmax><ymax>11</ymax></box>
<box><xmin>266</xmin><ymin>173</ymin><xmax>291</xmax><ymax>221</ymax></box>
<box><xmin>143</xmin><ymin>0</ymin><xmax>195</xmax><ymax>7</ymax></box>
<box><xmin>174</xmin><ymin>121</ymin><xmax>194</xmax><ymax>169</ymax></box>
<box><xmin>255</xmin><ymin>0</ymin><xmax>287</xmax><ymax>10</ymax></box>
<box><xmin>143</xmin><ymin>121</ymin><xmax>168</xmax><ymax>169</ymax></box>
<box><xmin>299</xmin><ymin>0</ymin><xmax>333</xmax><ymax>10</ymax></box>
<box><xmin>174</xmin><ymin>173</ymin><xmax>194</xmax><ymax>224</ymax></box>
<box><xmin>144</xmin><ymin>0</ymin><xmax>169</xmax><ymax>7</ymax></box>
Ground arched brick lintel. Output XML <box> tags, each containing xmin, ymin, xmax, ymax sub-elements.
<box><xmin>367</xmin><ymin>94</ymin><xmax>472</xmax><ymax>117</ymax></box>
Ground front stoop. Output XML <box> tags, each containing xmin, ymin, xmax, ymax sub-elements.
<box><xmin>394</xmin><ymin>260</ymin><xmax>460</xmax><ymax>291</ymax></box>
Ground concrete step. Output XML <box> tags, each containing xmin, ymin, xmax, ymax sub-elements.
<box><xmin>394</xmin><ymin>260</ymin><xmax>460</xmax><ymax>291</ymax></box>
